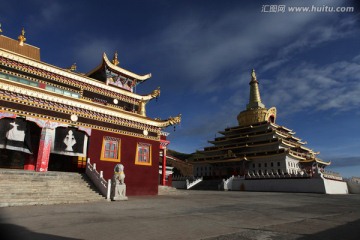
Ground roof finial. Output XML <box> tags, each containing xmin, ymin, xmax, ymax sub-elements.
<box><xmin>69</xmin><ymin>63</ymin><xmax>77</xmax><ymax>71</ymax></box>
<box><xmin>112</xmin><ymin>51</ymin><xmax>119</xmax><ymax>66</ymax></box>
<box><xmin>251</xmin><ymin>69</ymin><xmax>257</xmax><ymax>81</ymax></box>
<box><xmin>247</xmin><ymin>69</ymin><xmax>265</xmax><ymax>110</ymax></box>
<box><xmin>18</xmin><ymin>27</ymin><xmax>26</xmax><ymax>46</ymax></box>
<box><xmin>0</xmin><ymin>23</ymin><xmax>3</xmax><ymax>34</ymax></box>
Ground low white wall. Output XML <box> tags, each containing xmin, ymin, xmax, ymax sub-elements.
<box><xmin>323</xmin><ymin>178</ymin><xmax>348</xmax><ymax>194</ymax></box>
<box><xmin>232</xmin><ymin>177</ymin><xmax>348</xmax><ymax>194</ymax></box>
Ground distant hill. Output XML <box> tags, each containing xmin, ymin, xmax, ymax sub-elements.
<box><xmin>167</xmin><ymin>149</ymin><xmax>204</xmax><ymax>162</ymax></box>
<box><xmin>167</xmin><ymin>149</ymin><xmax>192</xmax><ymax>161</ymax></box>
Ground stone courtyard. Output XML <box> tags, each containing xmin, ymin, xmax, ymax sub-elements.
<box><xmin>1</xmin><ymin>190</ymin><xmax>359</xmax><ymax>240</ymax></box>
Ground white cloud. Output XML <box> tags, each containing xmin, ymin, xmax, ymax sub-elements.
<box><xmin>28</xmin><ymin>1</ymin><xmax>63</xmax><ymax>28</ymax></box>
<box><xmin>40</xmin><ymin>2</ymin><xmax>62</xmax><ymax>23</ymax></box>
<box><xmin>147</xmin><ymin>0</ymin><xmax>357</xmax><ymax>95</ymax></box>
<box><xmin>263</xmin><ymin>59</ymin><xmax>360</xmax><ymax>114</ymax></box>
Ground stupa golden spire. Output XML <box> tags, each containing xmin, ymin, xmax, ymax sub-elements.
<box><xmin>237</xmin><ymin>69</ymin><xmax>276</xmax><ymax>126</ymax></box>
<box><xmin>247</xmin><ymin>69</ymin><xmax>265</xmax><ymax>110</ymax></box>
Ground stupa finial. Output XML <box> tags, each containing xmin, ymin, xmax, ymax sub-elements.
<box><xmin>251</xmin><ymin>69</ymin><xmax>257</xmax><ymax>81</ymax></box>
<box><xmin>18</xmin><ymin>27</ymin><xmax>26</xmax><ymax>46</ymax></box>
<box><xmin>247</xmin><ymin>69</ymin><xmax>265</xmax><ymax>110</ymax></box>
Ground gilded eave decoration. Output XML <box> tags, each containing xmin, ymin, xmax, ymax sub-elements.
<box><xmin>0</xmin><ymin>80</ymin><xmax>179</xmax><ymax>140</ymax></box>
<box><xmin>0</xmin><ymin>49</ymin><xmax>151</xmax><ymax>104</ymax></box>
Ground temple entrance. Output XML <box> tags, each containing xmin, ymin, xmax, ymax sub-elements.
<box><xmin>48</xmin><ymin>153</ymin><xmax>80</xmax><ymax>172</ymax></box>
<box><xmin>0</xmin><ymin>149</ymin><xmax>26</xmax><ymax>169</ymax></box>
<box><xmin>0</xmin><ymin>119</ymin><xmax>41</xmax><ymax>170</ymax></box>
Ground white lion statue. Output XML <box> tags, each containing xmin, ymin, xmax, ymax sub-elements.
<box><xmin>111</xmin><ymin>164</ymin><xmax>128</xmax><ymax>200</ymax></box>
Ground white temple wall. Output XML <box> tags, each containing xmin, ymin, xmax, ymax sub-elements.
<box><xmin>323</xmin><ymin>178</ymin><xmax>348</xmax><ymax>194</ymax></box>
<box><xmin>285</xmin><ymin>156</ymin><xmax>301</xmax><ymax>174</ymax></box>
<box><xmin>231</xmin><ymin>177</ymin><xmax>348</xmax><ymax>194</ymax></box>
<box><xmin>248</xmin><ymin>155</ymin><xmax>287</xmax><ymax>175</ymax></box>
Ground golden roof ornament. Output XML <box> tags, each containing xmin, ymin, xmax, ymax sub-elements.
<box><xmin>18</xmin><ymin>27</ymin><xmax>26</xmax><ymax>46</ymax></box>
<box><xmin>69</xmin><ymin>63</ymin><xmax>77</xmax><ymax>71</ymax></box>
<box><xmin>0</xmin><ymin>23</ymin><xmax>3</xmax><ymax>34</ymax></box>
<box><xmin>112</xmin><ymin>51</ymin><xmax>120</xmax><ymax>66</ymax></box>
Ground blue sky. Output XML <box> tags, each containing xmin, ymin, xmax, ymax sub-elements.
<box><xmin>1</xmin><ymin>0</ymin><xmax>360</xmax><ymax>177</ymax></box>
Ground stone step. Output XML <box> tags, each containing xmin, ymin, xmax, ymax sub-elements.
<box><xmin>0</xmin><ymin>183</ymin><xmax>92</xmax><ymax>187</ymax></box>
<box><xmin>0</xmin><ymin>198</ymin><xmax>105</xmax><ymax>207</ymax></box>
<box><xmin>0</xmin><ymin>187</ymin><xmax>100</xmax><ymax>193</ymax></box>
<box><xmin>0</xmin><ymin>197</ymin><xmax>104</xmax><ymax>204</ymax></box>
<box><xmin>0</xmin><ymin>184</ymin><xmax>97</xmax><ymax>190</ymax></box>
<box><xmin>0</xmin><ymin>169</ymin><xmax>105</xmax><ymax>207</ymax></box>
<box><xmin>0</xmin><ymin>188</ymin><xmax>97</xmax><ymax>193</ymax></box>
<box><xmin>0</xmin><ymin>193</ymin><xmax>104</xmax><ymax>200</ymax></box>
<box><xmin>0</xmin><ymin>190</ymin><xmax>101</xmax><ymax>196</ymax></box>
<box><xmin>0</xmin><ymin>173</ymin><xmax>86</xmax><ymax>179</ymax></box>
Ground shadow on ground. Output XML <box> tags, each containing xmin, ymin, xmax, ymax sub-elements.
<box><xmin>0</xmin><ymin>223</ymin><xmax>81</xmax><ymax>240</ymax></box>
<box><xmin>297</xmin><ymin>218</ymin><xmax>360</xmax><ymax>240</ymax></box>
<box><xmin>204</xmin><ymin>218</ymin><xmax>360</xmax><ymax>240</ymax></box>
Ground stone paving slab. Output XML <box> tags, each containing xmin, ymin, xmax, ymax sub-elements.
<box><xmin>0</xmin><ymin>191</ymin><xmax>360</xmax><ymax>240</ymax></box>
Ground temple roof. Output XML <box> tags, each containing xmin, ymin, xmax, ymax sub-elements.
<box><xmin>86</xmin><ymin>53</ymin><xmax>151</xmax><ymax>86</ymax></box>
<box><xmin>0</xmin><ymin>33</ymin><xmax>40</xmax><ymax>60</ymax></box>
<box><xmin>0</xmin><ymin>41</ymin><xmax>181</xmax><ymax>131</ymax></box>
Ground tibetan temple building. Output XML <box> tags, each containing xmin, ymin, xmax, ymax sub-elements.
<box><xmin>0</xmin><ymin>28</ymin><xmax>180</xmax><ymax>195</ymax></box>
<box><xmin>189</xmin><ymin>69</ymin><xmax>348</xmax><ymax>194</ymax></box>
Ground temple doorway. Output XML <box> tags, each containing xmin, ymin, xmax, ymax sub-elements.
<box><xmin>48</xmin><ymin>154</ymin><xmax>79</xmax><ymax>172</ymax></box>
<box><xmin>0</xmin><ymin>149</ymin><xmax>26</xmax><ymax>169</ymax></box>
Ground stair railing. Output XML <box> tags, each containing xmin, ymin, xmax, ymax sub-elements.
<box><xmin>186</xmin><ymin>177</ymin><xmax>203</xmax><ymax>189</ymax></box>
<box><xmin>85</xmin><ymin>158</ymin><xmax>111</xmax><ymax>201</ymax></box>
<box><xmin>221</xmin><ymin>175</ymin><xmax>234</xmax><ymax>191</ymax></box>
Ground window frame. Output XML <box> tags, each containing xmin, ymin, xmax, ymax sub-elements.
<box><xmin>100</xmin><ymin>136</ymin><xmax>121</xmax><ymax>162</ymax></box>
<box><xmin>135</xmin><ymin>142</ymin><xmax>152</xmax><ymax>166</ymax></box>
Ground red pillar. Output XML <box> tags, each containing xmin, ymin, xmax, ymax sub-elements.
<box><xmin>23</xmin><ymin>154</ymin><xmax>36</xmax><ymax>170</ymax></box>
<box><xmin>162</xmin><ymin>148</ymin><xmax>167</xmax><ymax>186</ymax></box>
<box><xmin>35</xmin><ymin>128</ymin><xmax>52</xmax><ymax>172</ymax></box>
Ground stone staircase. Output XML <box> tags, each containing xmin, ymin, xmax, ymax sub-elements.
<box><xmin>0</xmin><ymin>169</ymin><xmax>105</xmax><ymax>207</ymax></box>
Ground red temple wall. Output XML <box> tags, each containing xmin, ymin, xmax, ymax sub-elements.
<box><xmin>87</xmin><ymin>129</ymin><xmax>160</xmax><ymax>196</ymax></box>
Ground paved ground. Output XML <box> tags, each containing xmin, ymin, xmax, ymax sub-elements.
<box><xmin>1</xmin><ymin>190</ymin><xmax>360</xmax><ymax>240</ymax></box>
